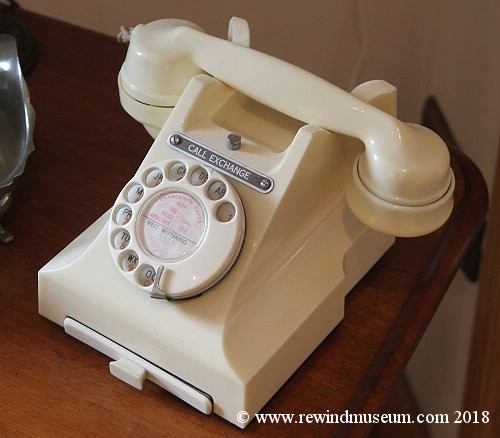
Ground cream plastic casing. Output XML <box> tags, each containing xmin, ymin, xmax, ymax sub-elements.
<box><xmin>39</xmin><ymin>17</ymin><xmax>454</xmax><ymax>429</ymax></box>
<box><xmin>39</xmin><ymin>74</ymin><xmax>396</xmax><ymax>427</ymax></box>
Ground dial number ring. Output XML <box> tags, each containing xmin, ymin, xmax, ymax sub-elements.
<box><xmin>109</xmin><ymin>159</ymin><xmax>244</xmax><ymax>299</ymax></box>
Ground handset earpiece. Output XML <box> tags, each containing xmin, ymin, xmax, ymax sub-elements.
<box><xmin>118</xmin><ymin>17</ymin><xmax>454</xmax><ymax>237</ymax></box>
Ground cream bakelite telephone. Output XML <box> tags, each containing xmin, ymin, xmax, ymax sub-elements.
<box><xmin>38</xmin><ymin>17</ymin><xmax>454</xmax><ymax>427</ymax></box>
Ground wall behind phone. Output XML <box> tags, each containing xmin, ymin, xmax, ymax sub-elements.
<box><xmin>18</xmin><ymin>1</ymin><xmax>499</xmax><ymax>437</ymax></box>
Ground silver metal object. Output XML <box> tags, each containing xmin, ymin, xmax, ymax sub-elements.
<box><xmin>259</xmin><ymin>178</ymin><xmax>272</xmax><ymax>191</ymax></box>
<box><xmin>226</xmin><ymin>133</ymin><xmax>241</xmax><ymax>150</ymax></box>
<box><xmin>0</xmin><ymin>34</ymin><xmax>35</xmax><ymax>243</ymax></box>
<box><xmin>168</xmin><ymin>132</ymin><xmax>274</xmax><ymax>194</ymax></box>
<box><xmin>151</xmin><ymin>265</ymin><xmax>167</xmax><ymax>299</ymax></box>
<box><xmin>169</xmin><ymin>133</ymin><xmax>181</xmax><ymax>145</ymax></box>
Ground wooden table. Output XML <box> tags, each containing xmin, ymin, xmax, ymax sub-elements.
<box><xmin>0</xmin><ymin>9</ymin><xmax>488</xmax><ymax>437</ymax></box>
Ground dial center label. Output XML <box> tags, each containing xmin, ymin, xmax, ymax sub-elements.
<box><xmin>138</xmin><ymin>191</ymin><xmax>206</xmax><ymax>262</ymax></box>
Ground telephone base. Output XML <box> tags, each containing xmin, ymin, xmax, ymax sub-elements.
<box><xmin>38</xmin><ymin>211</ymin><xmax>393</xmax><ymax>428</ymax></box>
<box><xmin>39</xmin><ymin>74</ymin><xmax>396</xmax><ymax>428</ymax></box>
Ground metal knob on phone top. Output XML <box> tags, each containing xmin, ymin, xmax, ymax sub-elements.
<box><xmin>226</xmin><ymin>133</ymin><xmax>241</xmax><ymax>150</ymax></box>
<box><xmin>0</xmin><ymin>35</ymin><xmax>35</xmax><ymax>243</ymax></box>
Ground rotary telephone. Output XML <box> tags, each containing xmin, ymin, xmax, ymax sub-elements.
<box><xmin>39</xmin><ymin>17</ymin><xmax>454</xmax><ymax>427</ymax></box>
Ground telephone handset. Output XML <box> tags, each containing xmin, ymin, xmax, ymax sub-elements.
<box><xmin>119</xmin><ymin>17</ymin><xmax>454</xmax><ymax>237</ymax></box>
<box><xmin>39</xmin><ymin>17</ymin><xmax>455</xmax><ymax>428</ymax></box>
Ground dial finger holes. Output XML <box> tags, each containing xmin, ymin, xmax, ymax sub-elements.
<box><xmin>167</xmin><ymin>162</ymin><xmax>187</xmax><ymax>182</ymax></box>
<box><xmin>113</xmin><ymin>229</ymin><xmax>130</xmax><ymax>250</ymax></box>
<box><xmin>145</xmin><ymin>167</ymin><xmax>164</xmax><ymax>188</ymax></box>
<box><xmin>137</xmin><ymin>264</ymin><xmax>156</xmax><ymax>287</ymax></box>
<box><xmin>114</xmin><ymin>205</ymin><xmax>133</xmax><ymax>226</ymax></box>
<box><xmin>207</xmin><ymin>181</ymin><xmax>227</xmax><ymax>200</ymax></box>
<box><xmin>121</xmin><ymin>250</ymin><xmax>139</xmax><ymax>272</ymax></box>
<box><xmin>216</xmin><ymin>202</ymin><xmax>236</xmax><ymax>222</ymax></box>
<box><xmin>127</xmin><ymin>183</ymin><xmax>144</xmax><ymax>203</ymax></box>
<box><xmin>109</xmin><ymin>156</ymin><xmax>245</xmax><ymax>298</ymax></box>
<box><xmin>190</xmin><ymin>166</ymin><xmax>209</xmax><ymax>186</ymax></box>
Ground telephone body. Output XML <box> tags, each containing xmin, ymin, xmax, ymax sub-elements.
<box><xmin>38</xmin><ymin>18</ymin><xmax>454</xmax><ymax>428</ymax></box>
